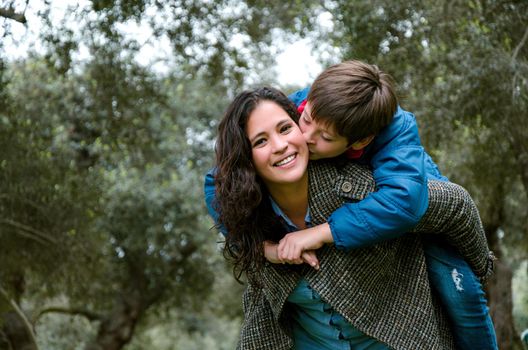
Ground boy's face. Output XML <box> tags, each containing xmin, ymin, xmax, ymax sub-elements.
<box><xmin>299</xmin><ymin>102</ymin><xmax>350</xmax><ymax>160</ymax></box>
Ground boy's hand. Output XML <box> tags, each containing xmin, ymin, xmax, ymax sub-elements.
<box><xmin>300</xmin><ymin>250</ymin><xmax>320</xmax><ymax>270</ymax></box>
<box><xmin>263</xmin><ymin>241</ymin><xmax>283</xmax><ymax>264</ymax></box>
<box><xmin>277</xmin><ymin>223</ymin><xmax>333</xmax><ymax>264</ymax></box>
<box><xmin>263</xmin><ymin>241</ymin><xmax>320</xmax><ymax>270</ymax></box>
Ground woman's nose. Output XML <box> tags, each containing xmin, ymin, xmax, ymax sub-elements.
<box><xmin>271</xmin><ymin>136</ymin><xmax>288</xmax><ymax>153</ymax></box>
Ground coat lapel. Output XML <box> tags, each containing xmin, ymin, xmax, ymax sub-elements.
<box><xmin>308</xmin><ymin>160</ymin><xmax>375</xmax><ymax>226</ymax></box>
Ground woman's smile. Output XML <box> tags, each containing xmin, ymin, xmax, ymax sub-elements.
<box><xmin>274</xmin><ymin>153</ymin><xmax>297</xmax><ymax>167</ymax></box>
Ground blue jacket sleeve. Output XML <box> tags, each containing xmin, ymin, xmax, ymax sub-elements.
<box><xmin>288</xmin><ymin>87</ymin><xmax>310</xmax><ymax>106</ymax></box>
<box><xmin>204</xmin><ymin>168</ymin><xmax>227</xmax><ymax>236</ymax></box>
<box><xmin>328</xmin><ymin>107</ymin><xmax>432</xmax><ymax>250</ymax></box>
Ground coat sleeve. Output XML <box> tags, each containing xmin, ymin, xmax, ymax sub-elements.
<box><xmin>412</xmin><ymin>180</ymin><xmax>495</xmax><ymax>281</ymax></box>
<box><xmin>328</xmin><ymin>109</ymin><xmax>429</xmax><ymax>250</ymax></box>
<box><xmin>237</xmin><ymin>284</ymin><xmax>293</xmax><ymax>350</ymax></box>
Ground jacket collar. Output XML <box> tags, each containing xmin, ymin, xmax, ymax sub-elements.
<box><xmin>308</xmin><ymin>159</ymin><xmax>375</xmax><ymax>226</ymax></box>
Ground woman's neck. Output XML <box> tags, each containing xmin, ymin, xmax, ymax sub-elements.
<box><xmin>266</xmin><ymin>174</ymin><xmax>309</xmax><ymax>229</ymax></box>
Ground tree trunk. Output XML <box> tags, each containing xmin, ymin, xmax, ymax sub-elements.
<box><xmin>485</xmin><ymin>227</ymin><xmax>524</xmax><ymax>350</ymax></box>
<box><xmin>0</xmin><ymin>276</ymin><xmax>38</xmax><ymax>350</ymax></box>
<box><xmin>0</xmin><ymin>312</ymin><xmax>37</xmax><ymax>350</ymax></box>
<box><xmin>84</xmin><ymin>294</ymin><xmax>144</xmax><ymax>350</ymax></box>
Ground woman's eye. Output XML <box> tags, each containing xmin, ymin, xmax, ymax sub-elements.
<box><xmin>253</xmin><ymin>138</ymin><xmax>266</xmax><ymax>147</ymax></box>
<box><xmin>280</xmin><ymin>124</ymin><xmax>293</xmax><ymax>133</ymax></box>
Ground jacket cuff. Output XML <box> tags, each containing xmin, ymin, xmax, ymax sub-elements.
<box><xmin>328</xmin><ymin>216</ymin><xmax>347</xmax><ymax>251</ymax></box>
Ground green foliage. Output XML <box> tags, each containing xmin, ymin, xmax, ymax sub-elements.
<box><xmin>94</xmin><ymin>163</ymin><xmax>215</xmax><ymax>309</ymax></box>
<box><xmin>0</xmin><ymin>60</ymin><xmax>100</xmax><ymax>299</ymax></box>
<box><xmin>36</xmin><ymin>313</ymin><xmax>96</xmax><ymax>350</ymax></box>
<box><xmin>127</xmin><ymin>255</ymin><xmax>244</xmax><ymax>350</ymax></box>
<box><xmin>513</xmin><ymin>262</ymin><xmax>528</xmax><ymax>334</ymax></box>
<box><xmin>1</xmin><ymin>24</ymin><xmax>236</xmax><ymax>346</ymax></box>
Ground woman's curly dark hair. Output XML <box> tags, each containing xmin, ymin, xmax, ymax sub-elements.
<box><xmin>213</xmin><ymin>86</ymin><xmax>300</xmax><ymax>282</ymax></box>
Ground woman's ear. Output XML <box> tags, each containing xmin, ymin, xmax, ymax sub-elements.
<box><xmin>349</xmin><ymin>135</ymin><xmax>375</xmax><ymax>150</ymax></box>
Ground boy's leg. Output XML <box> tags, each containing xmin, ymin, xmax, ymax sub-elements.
<box><xmin>423</xmin><ymin>236</ymin><xmax>498</xmax><ymax>350</ymax></box>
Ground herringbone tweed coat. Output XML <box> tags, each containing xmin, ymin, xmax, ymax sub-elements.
<box><xmin>237</xmin><ymin>160</ymin><xmax>494</xmax><ymax>350</ymax></box>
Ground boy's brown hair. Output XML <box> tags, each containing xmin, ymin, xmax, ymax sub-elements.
<box><xmin>308</xmin><ymin>60</ymin><xmax>398</xmax><ymax>144</ymax></box>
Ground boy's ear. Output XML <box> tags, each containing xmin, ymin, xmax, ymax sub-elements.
<box><xmin>349</xmin><ymin>135</ymin><xmax>375</xmax><ymax>150</ymax></box>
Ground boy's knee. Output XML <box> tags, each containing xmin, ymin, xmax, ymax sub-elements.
<box><xmin>437</xmin><ymin>267</ymin><xmax>487</xmax><ymax>310</ymax></box>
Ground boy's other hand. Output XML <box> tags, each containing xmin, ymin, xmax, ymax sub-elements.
<box><xmin>277</xmin><ymin>223</ymin><xmax>333</xmax><ymax>264</ymax></box>
<box><xmin>301</xmin><ymin>250</ymin><xmax>320</xmax><ymax>270</ymax></box>
<box><xmin>264</xmin><ymin>241</ymin><xmax>320</xmax><ymax>269</ymax></box>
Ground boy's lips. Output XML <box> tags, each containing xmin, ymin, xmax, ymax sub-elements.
<box><xmin>307</xmin><ymin>150</ymin><xmax>320</xmax><ymax>160</ymax></box>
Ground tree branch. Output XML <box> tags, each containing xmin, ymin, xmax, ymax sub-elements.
<box><xmin>0</xmin><ymin>6</ymin><xmax>27</xmax><ymax>24</ymax></box>
<box><xmin>512</xmin><ymin>26</ymin><xmax>528</xmax><ymax>65</ymax></box>
<box><xmin>0</xmin><ymin>194</ymin><xmax>51</xmax><ymax>220</ymax></box>
<box><xmin>511</xmin><ymin>26</ymin><xmax>528</xmax><ymax>101</ymax></box>
<box><xmin>0</xmin><ymin>219</ymin><xmax>57</xmax><ymax>245</ymax></box>
<box><xmin>34</xmin><ymin>307</ymin><xmax>102</xmax><ymax>322</ymax></box>
<box><xmin>0</xmin><ymin>286</ymin><xmax>38</xmax><ymax>349</ymax></box>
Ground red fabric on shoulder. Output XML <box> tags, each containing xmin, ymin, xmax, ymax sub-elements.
<box><xmin>346</xmin><ymin>148</ymin><xmax>364</xmax><ymax>159</ymax></box>
<box><xmin>297</xmin><ymin>99</ymin><xmax>307</xmax><ymax>114</ymax></box>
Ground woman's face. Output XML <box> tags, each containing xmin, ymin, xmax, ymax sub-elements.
<box><xmin>246</xmin><ymin>100</ymin><xmax>309</xmax><ymax>190</ymax></box>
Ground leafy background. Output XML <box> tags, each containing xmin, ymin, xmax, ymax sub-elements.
<box><xmin>1</xmin><ymin>1</ymin><xmax>527</xmax><ymax>349</ymax></box>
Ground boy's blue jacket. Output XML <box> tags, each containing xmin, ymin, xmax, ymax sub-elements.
<box><xmin>204</xmin><ymin>87</ymin><xmax>447</xmax><ymax>250</ymax></box>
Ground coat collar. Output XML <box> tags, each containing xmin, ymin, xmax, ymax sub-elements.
<box><xmin>308</xmin><ymin>159</ymin><xmax>375</xmax><ymax>226</ymax></box>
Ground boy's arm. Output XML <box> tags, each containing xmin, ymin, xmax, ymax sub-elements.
<box><xmin>204</xmin><ymin>168</ymin><xmax>227</xmax><ymax>236</ymax></box>
<box><xmin>277</xmin><ymin>109</ymin><xmax>429</xmax><ymax>262</ymax></box>
<box><xmin>328</xmin><ymin>109</ymin><xmax>429</xmax><ymax>250</ymax></box>
<box><xmin>277</xmin><ymin>145</ymin><xmax>427</xmax><ymax>258</ymax></box>
<box><xmin>285</xmin><ymin>91</ymin><xmax>428</xmax><ymax>253</ymax></box>
<box><xmin>278</xmin><ymin>178</ymin><xmax>494</xmax><ymax>280</ymax></box>
<box><xmin>288</xmin><ymin>86</ymin><xmax>310</xmax><ymax>106</ymax></box>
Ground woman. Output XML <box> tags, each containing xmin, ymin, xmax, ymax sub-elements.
<box><xmin>206</xmin><ymin>87</ymin><xmax>492</xmax><ymax>349</ymax></box>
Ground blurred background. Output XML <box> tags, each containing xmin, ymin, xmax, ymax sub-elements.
<box><xmin>0</xmin><ymin>1</ymin><xmax>527</xmax><ymax>349</ymax></box>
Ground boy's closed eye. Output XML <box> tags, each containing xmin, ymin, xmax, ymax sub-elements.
<box><xmin>321</xmin><ymin>133</ymin><xmax>336</xmax><ymax>142</ymax></box>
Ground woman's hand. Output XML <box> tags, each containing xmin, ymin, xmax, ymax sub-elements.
<box><xmin>263</xmin><ymin>241</ymin><xmax>320</xmax><ymax>270</ymax></box>
<box><xmin>277</xmin><ymin>223</ymin><xmax>333</xmax><ymax>264</ymax></box>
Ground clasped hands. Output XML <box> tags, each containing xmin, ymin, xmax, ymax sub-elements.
<box><xmin>263</xmin><ymin>223</ymin><xmax>333</xmax><ymax>271</ymax></box>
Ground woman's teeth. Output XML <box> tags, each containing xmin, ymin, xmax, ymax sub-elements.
<box><xmin>274</xmin><ymin>154</ymin><xmax>296</xmax><ymax>166</ymax></box>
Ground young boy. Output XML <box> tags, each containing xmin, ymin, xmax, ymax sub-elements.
<box><xmin>276</xmin><ymin>60</ymin><xmax>497</xmax><ymax>349</ymax></box>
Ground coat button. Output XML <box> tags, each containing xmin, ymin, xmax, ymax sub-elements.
<box><xmin>341</xmin><ymin>181</ymin><xmax>353</xmax><ymax>193</ymax></box>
